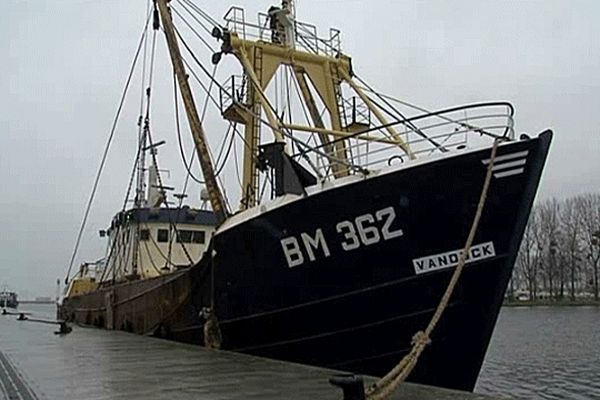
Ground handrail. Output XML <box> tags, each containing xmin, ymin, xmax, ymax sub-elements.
<box><xmin>289</xmin><ymin>102</ymin><xmax>514</xmax><ymax>180</ymax></box>
<box><xmin>222</xmin><ymin>6</ymin><xmax>342</xmax><ymax>57</ymax></box>
<box><xmin>305</xmin><ymin>101</ymin><xmax>514</xmax><ymax>154</ymax></box>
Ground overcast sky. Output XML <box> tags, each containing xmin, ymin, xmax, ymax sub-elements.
<box><xmin>2</xmin><ymin>0</ymin><xmax>599</xmax><ymax>298</ymax></box>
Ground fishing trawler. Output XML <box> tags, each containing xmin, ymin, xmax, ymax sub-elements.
<box><xmin>0</xmin><ymin>291</ymin><xmax>18</xmax><ymax>309</ymax></box>
<box><xmin>58</xmin><ymin>0</ymin><xmax>552</xmax><ymax>392</ymax></box>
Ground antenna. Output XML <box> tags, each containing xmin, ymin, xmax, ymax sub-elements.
<box><xmin>146</xmin><ymin>143</ymin><xmax>166</xmax><ymax>208</ymax></box>
<box><xmin>174</xmin><ymin>193</ymin><xmax>188</xmax><ymax>205</ymax></box>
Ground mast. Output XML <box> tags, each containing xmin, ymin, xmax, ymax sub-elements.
<box><xmin>156</xmin><ymin>0</ymin><xmax>228</xmax><ymax>225</ymax></box>
<box><xmin>134</xmin><ymin>120</ymin><xmax>148</xmax><ymax>208</ymax></box>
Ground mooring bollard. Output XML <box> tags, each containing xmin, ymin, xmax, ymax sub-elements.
<box><xmin>13</xmin><ymin>313</ymin><xmax>72</xmax><ymax>335</ymax></box>
<box><xmin>329</xmin><ymin>374</ymin><xmax>366</xmax><ymax>400</ymax></box>
<box><xmin>55</xmin><ymin>321</ymin><xmax>72</xmax><ymax>335</ymax></box>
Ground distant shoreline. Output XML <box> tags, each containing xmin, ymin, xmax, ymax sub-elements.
<box><xmin>503</xmin><ymin>299</ymin><xmax>600</xmax><ymax>307</ymax></box>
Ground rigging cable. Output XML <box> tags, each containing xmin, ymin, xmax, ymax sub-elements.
<box><xmin>172</xmin><ymin>62</ymin><xmax>236</xmax><ymax>208</ymax></box>
<box><xmin>146</xmin><ymin>126</ymin><xmax>195</xmax><ymax>265</ymax></box>
<box><xmin>131</xmin><ymin>27</ymin><xmax>159</xmax><ymax>276</ymax></box>
<box><xmin>173</xmin><ymin>22</ymin><xmax>358</xmax><ymax>176</ymax></box>
<box><xmin>353</xmin><ymin>75</ymin><xmax>447</xmax><ymax>152</ymax></box>
<box><xmin>231</xmin><ymin>129</ymin><xmax>243</xmax><ymax>188</ymax></box>
<box><xmin>173</xmin><ymin>22</ymin><xmax>348</xmax><ymax>170</ymax></box>
<box><xmin>101</xmin><ymin>9</ymin><xmax>162</xmax><ymax>283</ymax></box>
<box><xmin>172</xmin><ymin>24</ymin><xmax>277</xmax><ymax>198</ymax></box>
<box><xmin>64</xmin><ymin>14</ymin><xmax>152</xmax><ymax>285</ymax></box>
<box><xmin>172</xmin><ymin>2</ymin><xmax>217</xmax><ymax>52</ymax></box>
<box><xmin>98</xmin><ymin>109</ymin><xmax>148</xmax><ymax>284</ymax></box>
<box><xmin>172</xmin><ymin>64</ymin><xmax>222</xmax><ymax>187</ymax></box>
<box><xmin>355</xmin><ymin>76</ymin><xmax>512</xmax><ymax>148</ymax></box>
<box><xmin>173</xmin><ymin>76</ymin><xmax>235</xmax><ymax>204</ymax></box>
<box><xmin>177</xmin><ymin>0</ymin><xmax>222</xmax><ymax>31</ymax></box>
<box><xmin>145</xmin><ymin>46</ymin><xmax>195</xmax><ymax>266</ymax></box>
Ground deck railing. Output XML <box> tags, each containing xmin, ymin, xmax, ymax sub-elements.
<box><xmin>292</xmin><ymin>102</ymin><xmax>515</xmax><ymax>180</ymax></box>
<box><xmin>223</xmin><ymin>6</ymin><xmax>342</xmax><ymax>57</ymax></box>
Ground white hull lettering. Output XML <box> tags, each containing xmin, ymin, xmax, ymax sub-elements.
<box><xmin>281</xmin><ymin>206</ymin><xmax>405</xmax><ymax>268</ymax></box>
<box><xmin>281</xmin><ymin>228</ymin><xmax>331</xmax><ymax>268</ymax></box>
<box><xmin>413</xmin><ymin>242</ymin><xmax>496</xmax><ymax>275</ymax></box>
<box><xmin>301</xmin><ymin>229</ymin><xmax>331</xmax><ymax>262</ymax></box>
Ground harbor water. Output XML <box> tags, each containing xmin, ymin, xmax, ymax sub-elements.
<box><xmin>476</xmin><ymin>306</ymin><xmax>600</xmax><ymax>399</ymax></box>
<box><xmin>1</xmin><ymin>304</ymin><xmax>599</xmax><ymax>399</ymax></box>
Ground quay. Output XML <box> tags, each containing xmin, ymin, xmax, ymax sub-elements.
<box><xmin>1</xmin><ymin>308</ymin><xmax>501</xmax><ymax>400</ymax></box>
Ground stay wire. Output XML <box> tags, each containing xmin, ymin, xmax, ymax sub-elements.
<box><xmin>354</xmin><ymin>75</ymin><xmax>446</xmax><ymax>152</ymax></box>
<box><xmin>171</xmin><ymin>8</ymin><xmax>364</xmax><ymax>176</ymax></box>
<box><xmin>173</xmin><ymin>73</ymin><xmax>203</xmax><ymax>185</ymax></box>
<box><xmin>65</xmin><ymin>13</ymin><xmax>151</xmax><ymax>284</ymax></box>
<box><xmin>174</xmin><ymin>16</ymin><xmax>359</xmax><ymax>186</ymax></box>
<box><xmin>137</xmin><ymin>0</ymin><xmax>152</xmax><ymax>149</ymax></box>
<box><xmin>101</xmin><ymin>23</ymin><xmax>158</xmax><ymax>283</ymax></box>
<box><xmin>173</xmin><ymin>32</ymin><xmax>267</xmax><ymax>197</ymax></box>
<box><xmin>131</xmin><ymin>29</ymin><xmax>159</xmax><ymax>276</ymax></box>
<box><xmin>354</xmin><ymin>76</ymin><xmax>512</xmax><ymax>144</ymax></box>
<box><xmin>178</xmin><ymin>0</ymin><xmax>222</xmax><ymax>30</ymax></box>
<box><xmin>173</xmin><ymin>62</ymin><xmax>223</xmax><ymax>192</ymax></box>
<box><xmin>146</xmin><ymin>126</ymin><xmax>195</xmax><ymax>265</ymax></box>
<box><xmin>171</xmin><ymin>3</ymin><xmax>216</xmax><ymax>52</ymax></box>
<box><xmin>181</xmin><ymin>57</ymin><xmax>221</xmax><ymax>111</ymax></box>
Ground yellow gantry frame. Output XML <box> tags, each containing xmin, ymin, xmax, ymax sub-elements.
<box><xmin>227</xmin><ymin>32</ymin><xmax>414</xmax><ymax>210</ymax></box>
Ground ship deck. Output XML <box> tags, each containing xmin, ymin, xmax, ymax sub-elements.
<box><xmin>0</xmin><ymin>307</ymin><xmax>501</xmax><ymax>400</ymax></box>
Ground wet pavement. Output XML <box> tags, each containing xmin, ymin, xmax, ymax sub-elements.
<box><xmin>0</xmin><ymin>305</ymin><xmax>500</xmax><ymax>400</ymax></box>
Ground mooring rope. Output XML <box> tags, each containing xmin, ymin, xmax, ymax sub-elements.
<box><xmin>365</xmin><ymin>139</ymin><xmax>501</xmax><ymax>400</ymax></box>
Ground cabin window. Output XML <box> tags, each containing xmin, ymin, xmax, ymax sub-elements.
<box><xmin>192</xmin><ymin>231</ymin><xmax>205</xmax><ymax>244</ymax></box>
<box><xmin>140</xmin><ymin>229</ymin><xmax>150</xmax><ymax>241</ymax></box>
<box><xmin>157</xmin><ymin>229</ymin><xmax>169</xmax><ymax>243</ymax></box>
<box><xmin>176</xmin><ymin>230</ymin><xmax>193</xmax><ymax>243</ymax></box>
<box><xmin>174</xmin><ymin>230</ymin><xmax>204</xmax><ymax>244</ymax></box>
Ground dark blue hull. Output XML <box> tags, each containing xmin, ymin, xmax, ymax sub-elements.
<box><xmin>206</xmin><ymin>132</ymin><xmax>552</xmax><ymax>391</ymax></box>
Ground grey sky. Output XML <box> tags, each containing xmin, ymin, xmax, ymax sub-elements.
<box><xmin>2</xmin><ymin>0</ymin><xmax>599</xmax><ymax>298</ymax></box>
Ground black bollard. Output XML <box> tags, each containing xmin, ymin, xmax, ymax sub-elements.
<box><xmin>55</xmin><ymin>321</ymin><xmax>72</xmax><ymax>335</ymax></box>
<box><xmin>329</xmin><ymin>374</ymin><xmax>365</xmax><ymax>400</ymax></box>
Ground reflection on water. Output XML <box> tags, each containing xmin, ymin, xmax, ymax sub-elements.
<box><xmin>477</xmin><ymin>306</ymin><xmax>600</xmax><ymax>400</ymax></box>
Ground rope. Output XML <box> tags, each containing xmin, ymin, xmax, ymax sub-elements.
<box><xmin>365</xmin><ymin>138</ymin><xmax>501</xmax><ymax>400</ymax></box>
